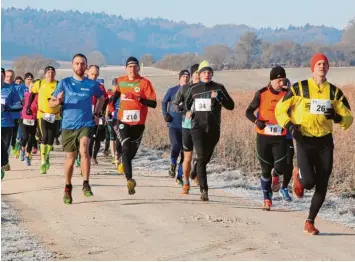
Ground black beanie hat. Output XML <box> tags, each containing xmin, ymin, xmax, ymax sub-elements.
<box><xmin>44</xmin><ymin>66</ymin><xmax>56</xmax><ymax>74</ymax></box>
<box><xmin>126</xmin><ymin>57</ymin><xmax>139</xmax><ymax>67</ymax></box>
<box><xmin>190</xmin><ymin>64</ymin><xmax>199</xmax><ymax>76</ymax></box>
<box><xmin>270</xmin><ymin>66</ymin><xmax>286</xmax><ymax>80</ymax></box>
<box><xmin>179</xmin><ymin>69</ymin><xmax>190</xmax><ymax>79</ymax></box>
<box><xmin>24</xmin><ymin>72</ymin><xmax>34</xmax><ymax>79</ymax></box>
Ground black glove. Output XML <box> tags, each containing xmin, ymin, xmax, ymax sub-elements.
<box><xmin>255</xmin><ymin>119</ymin><xmax>267</xmax><ymax>130</ymax></box>
<box><xmin>4</xmin><ymin>105</ymin><xmax>11</xmax><ymax>112</ymax></box>
<box><xmin>164</xmin><ymin>113</ymin><xmax>173</xmax><ymax>123</ymax></box>
<box><xmin>324</xmin><ymin>108</ymin><xmax>342</xmax><ymax>123</ymax></box>
<box><xmin>286</xmin><ymin>122</ymin><xmax>303</xmax><ymax>142</ymax></box>
<box><xmin>26</xmin><ymin>108</ymin><xmax>32</xmax><ymax>115</ymax></box>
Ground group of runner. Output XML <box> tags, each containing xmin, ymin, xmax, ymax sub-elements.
<box><xmin>1</xmin><ymin>52</ymin><xmax>353</xmax><ymax>235</ymax></box>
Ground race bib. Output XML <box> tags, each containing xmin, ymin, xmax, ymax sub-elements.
<box><xmin>99</xmin><ymin>118</ymin><xmax>104</xmax><ymax>125</ymax></box>
<box><xmin>123</xmin><ymin>110</ymin><xmax>140</xmax><ymax>122</ymax></box>
<box><xmin>195</xmin><ymin>98</ymin><xmax>211</xmax><ymax>112</ymax></box>
<box><xmin>264</xmin><ymin>124</ymin><xmax>282</xmax><ymax>136</ymax></box>
<box><xmin>23</xmin><ymin>119</ymin><xmax>35</xmax><ymax>126</ymax></box>
<box><xmin>43</xmin><ymin>113</ymin><xmax>55</xmax><ymax>123</ymax></box>
<box><xmin>310</xmin><ymin>99</ymin><xmax>331</xmax><ymax>115</ymax></box>
<box><xmin>1</xmin><ymin>99</ymin><xmax>5</xmax><ymax>112</ymax></box>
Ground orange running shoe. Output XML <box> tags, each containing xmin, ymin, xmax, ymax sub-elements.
<box><xmin>181</xmin><ymin>184</ymin><xmax>190</xmax><ymax>195</ymax></box>
<box><xmin>304</xmin><ymin>221</ymin><xmax>319</xmax><ymax>235</ymax></box>
<box><xmin>262</xmin><ymin>199</ymin><xmax>272</xmax><ymax>211</ymax></box>
<box><xmin>292</xmin><ymin>167</ymin><xmax>304</xmax><ymax>198</ymax></box>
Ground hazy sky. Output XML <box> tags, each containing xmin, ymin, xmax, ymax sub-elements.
<box><xmin>2</xmin><ymin>0</ymin><xmax>355</xmax><ymax>29</ymax></box>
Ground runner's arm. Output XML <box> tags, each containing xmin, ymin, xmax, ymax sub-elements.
<box><xmin>332</xmin><ymin>88</ymin><xmax>353</xmax><ymax>130</ymax></box>
<box><xmin>214</xmin><ymin>85</ymin><xmax>234</xmax><ymax>110</ymax></box>
<box><xmin>162</xmin><ymin>88</ymin><xmax>171</xmax><ymax>116</ymax></box>
<box><xmin>245</xmin><ymin>91</ymin><xmax>260</xmax><ymax>123</ymax></box>
<box><xmin>49</xmin><ymin>80</ymin><xmax>64</xmax><ymax>108</ymax></box>
<box><xmin>94</xmin><ymin>96</ymin><xmax>105</xmax><ymax>116</ymax></box>
<box><xmin>139</xmin><ymin>97</ymin><xmax>157</xmax><ymax>108</ymax></box>
<box><xmin>109</xmin><ymin>91</ymin><xmax>121</xmax><ymax>105</ymax></box>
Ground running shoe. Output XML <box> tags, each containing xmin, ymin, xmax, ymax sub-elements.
<box><xmin>75</xmin><ymin>155</ymin><xmax>81</xmax><ymax>167</ymax></box>
<box><xmin>55</xmin><ymin>138</ymin><xmax>60</xmax><ymax>145</ymax></box>
<box><xmin>127</xmin><ymin>179</ymin><xmax>137</xmax><ymax>195</ymax></box>
<box><xmin>111</xmin><ymin>156</ymin><xmax>116</xmax><ymax>165</ymax></box>
<box><xmin>11</xmin><ymin>146</ymin><xmax>17</xmax><ymax>156</ymax></box>
<box><xmin>32</xmin><ymin>147</ymin><xmax>38</xmax><ymax>154</ymax></box>
<box><xmin>92</xmin><ymin>158</ymin><xmax>98</xmax><ymax>165</ymax></box>
<box><xmin>262</xmin><ymin>199</ymin><xmax>272</xmax><ymax>211</ymax></box>
<box><xmin>279</xmin><ymin>188</ymin><xmax>292</xmax><ymax>202</ymax></box>
<box><xmin>25</xmin><ymin>156</ymin><xmax>31</xmax><ymax>166</ymax></box>
<box><xmin>82</xmin><ymin>183</ymin><xmax>94</xmax><ymax>197</ymax></box>
<box><xmin>181</xmin><ymin>184</ymin><xmax>190</xmax><ymax>194</ymax></box>
<box><xmin>176</xmin><ymin>176</ymin><xmax>183</xmax><ymax>186</ymax></box>
<box><xmin>200</xmin><ymin>190</ymin><xmax>209</xmax><ymax>201</ymax></box>
<box><xmin>3</xmin><ymin>164</ymin><xmax>11</xmax><ymax>171</ymax></box>
<box><xmin>292</xmin><ymin>167</ymin><xmax>304</xmax><ymax>199</ymax></box>
<box><xmin>168</xmin><ymin>164</ymin><xmax>176</xmax><ymax>178</ymax></box>
<box><xmin>19</xmin><ymin>150</ymin><xmax>25</xmax><ymax>161</ymax></box>
<box><xmin>103</xmin><ymin>150</ymin><xmax>109</xmax><ymax>158</ymax></box>
<box><xmin>45</xmin><ymin>155</ymin><xmax>50</xmax><ymax>171</ymax></box>
<box><xmin>63</xmin><ymin>185</ymin><xmax>73</xmax><ymax>205</ymax></box>
<box><xmin>304</xmin><ymin>221</ymin><xmax>320</xmax><ymax>235</ymax></box>
<box><xmin>1</xmin><ymin>168</ymin><xmax>5</xmax><ymax>180</ymax></box>
<box><xmin>271</xmin><ymin>168</ymin><xmax>281</xmax><ymax>192</ymax></box>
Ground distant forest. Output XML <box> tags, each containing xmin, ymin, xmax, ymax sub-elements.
<box><xmin>2</xmin><ymin>7</ymin><xmax>355</xmax><ymax>72</ymax></box>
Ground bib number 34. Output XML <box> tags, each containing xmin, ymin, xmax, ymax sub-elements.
<box><xmin>195</xmin><ymin>98</ymin><xmax>211</xmax><ymax>112</ymax></box>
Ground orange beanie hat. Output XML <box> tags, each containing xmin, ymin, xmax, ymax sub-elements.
<box><xmin>311</xmin><ymin>53</ymin><xmax>329</xmax><ymax>72</ymax></box>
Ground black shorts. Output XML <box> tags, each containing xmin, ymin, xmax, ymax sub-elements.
<box><xmin>182</xmin><ymin>128</ymin><xmax>193</xmax><ymax>152</ymax></box>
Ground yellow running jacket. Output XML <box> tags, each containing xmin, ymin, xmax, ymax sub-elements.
<box><xmin>275</xmin><ymin>78</ymin><xmax>353</xmax><ymax>137</ymax></box>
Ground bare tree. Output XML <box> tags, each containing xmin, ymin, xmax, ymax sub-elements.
<box><xmin>12</xmin><ymin>55</ymin><xmax>58</xmax><ymax>78</ymax></box>
<box><xmin>87</xmin><ymin>50</ymin><xmax>107</xmax><ymax>66</ymax></box>
<box><xmin>203</xmin><ymin>45</ymin><xmax>235</xmax><ymax>70</ymax></box>
<box><xmin>235</xmin><ymin>32</ymin><xmax>262</xmax><ymax>69</ymax></box>
<box><xmin>140</xmin><ymin>54</ymin><xmax>155</xmax><ymax>66</ymax></box>
<box><xmin>155</xmin><ymin>53</ymin><xmax>203</xmax><ymax>71</ymax></box>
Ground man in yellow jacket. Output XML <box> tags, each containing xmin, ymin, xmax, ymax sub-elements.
<box><xmin>275</xmin><ymin>53</ymin><xmax>353</xmax><ymax>235</ymax></box>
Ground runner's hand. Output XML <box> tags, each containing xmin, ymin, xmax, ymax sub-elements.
<box><xmin>93</xmin><ymin>115</ymin><xmax>99</xmax><ymax>125</ymax></box>
<box><xmin>324</xmin><ymin>108</ymin><xmax>342</xmax><ymax>123</ymax></box>
<box><xmin>255</xmin><ymin>119</ymin><xmax>267</xmax><ymax>130</ymax></box>
<box><xmin>57</xmin><ymin>91</ymin><xmax>64</xmax><ymax>102</ymax></box>
<box><xmin>288</xmin><ymin>124</ymin><xmax>303</xmax><ymax>142</ymax></box>
<box><xmin>211</xmin><ymin>91</ymin><xmax>218</xmax><ymax>99</ymax></box>
<box><xmin>164</xmin><ymin>113</ymin><xmax>173</xmax><ymax>122</ymax></box>
<box><xmin>186</xmin><ymin>111</ymin><xmax>192</xmax><ymax>119</ymax></box>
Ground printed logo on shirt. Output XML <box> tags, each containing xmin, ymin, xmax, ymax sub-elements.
<box><xmin>119</xmin><ymin>124</ymin><xmax>124</xmax><ymax>129</ymax></box>
<box><xmin>134</xmin><ymin>87</ymin><xmax>140</xmax><ymax>93</ymax></box>
<box><xmin>81</xmin><ymin>88</ymin><xmax>90</xmax><ymax>91</ymax></box>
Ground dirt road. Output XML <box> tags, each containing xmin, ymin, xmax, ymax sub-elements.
<box><xmin>1</xmin><ymin>149</ymin><xmax>355</xmax><ymax>260</ymax></box>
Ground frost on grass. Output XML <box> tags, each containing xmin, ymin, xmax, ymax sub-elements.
<box><xmin>1</xmin><ymin>202</ymin><xmax>54</xmax><ymax>261</ymax></box>
<box><xmin>134</xmin><ymin>147</ymin><xmax>355</xmax><ymax>229</ymax></box>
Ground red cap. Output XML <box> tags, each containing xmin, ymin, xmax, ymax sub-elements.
<box><xmin>311</xmin><ymin>53</ymin><xmax>329</xmax><ymax>72</ymax></box>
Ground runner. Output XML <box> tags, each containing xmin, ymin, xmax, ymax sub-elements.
<box><xmin>19</xmin><ymin>81</ymin><xmax>38</xmax><ymax>165</ymax></box>
<box><xmin>15</xmin><ymin>76</ymin><xmax>23</xmax><ymax>85</ymax></box>
<box><xmin>27</xmin><ymin>66</ymin><xmax>61</xmax><ymax>174</ymax></box>
<box><xmin>106</xmin><ymin>85</ymin><xmax>123</xmax><ymax>173</ymax></box>
<box><xmin>110</xmin><ymin>56</ymin><xmax>157</xmax><ymax>194</ymax></box>
<box><xmin>49</xmin><ymin>53</ymin><xmax>105</xmax><ymax>204</ymax></box>
<box><xmin>185</xmin><ymin>61</ymin><xmax>235</xmax><ymax>201</ymax></box>
<box><xmin>172</xmin><ymin>64</ymin><xmax>200</xmax><ymax>194</ymax></box>
<box><xmin>162</xmin><ymin>70</ymin><xmax>190</xmax><ymax>185</ymax></box>
<box><xmin>5</xmin><ymin>69</ymin><xmax>24</xmax><ymax>155</ymax></box>
<box><xmin>245</xmin><ymin>66</ymin><xmax>289</xmax><ymax>210</ymax></box>
<box><xmin>275</xmin><ymin>53</ymin><xmax>353</xmax><ymax>234</ymax></box>
<box><xmin>23</xmin><ymin>73</ymin><xmax>38</xmax><ymax>154</ymax></box>
<box><xmin>1</xmin><ymin>68</ymin><xmax>22</xmax><ymax>179</ymax></box>
<box><xmin>87</xmin><ymin>65</ymin><xmax>108</xmax><ymax>165</ymax></box>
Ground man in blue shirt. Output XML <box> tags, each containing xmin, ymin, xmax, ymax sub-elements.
<box><xmin>162</xmin><ymin>70</ymin><xmax>190</xmax><ymax>185</ymax></box>
<box><xmin>1</xmin><ymin>68</ymin><xmax>22</xmax><ymax>179</ymax></box>
<box><xmin>49</xmin><ymin>54</ymin><xmax>104</xmax><ymax>205</ymax></box>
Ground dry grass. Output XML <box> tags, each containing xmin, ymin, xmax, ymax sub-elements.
<box><xmin>143</xmin><ymin>85</ymin><xmax>355</xmax><ymax>195</ymax></box>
